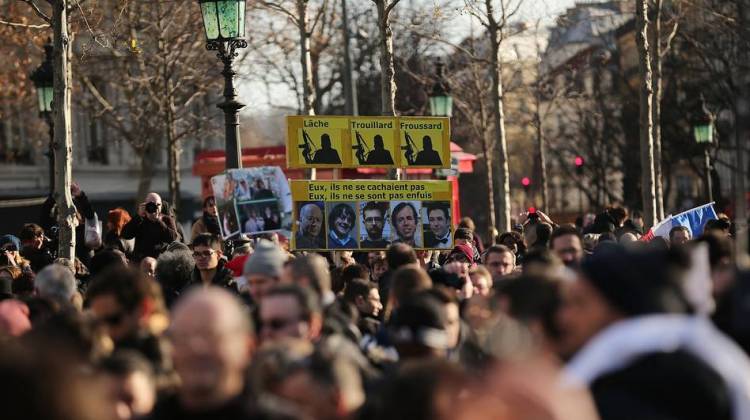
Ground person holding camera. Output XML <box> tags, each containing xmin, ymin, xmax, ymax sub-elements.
<box><xmin>121</xmin><ymin>192</ymin><xmax>179</xmax><ymax>262</ymax></box>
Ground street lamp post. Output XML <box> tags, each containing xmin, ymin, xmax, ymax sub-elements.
<box><xmin>428</xmin><ymin>58</ymin><xmax>453</xmax><ymax>117</ymax></box>
<box><xmin>30</xmin><ymin>41</ymin><xmax>55</xmax><ymax>195</ymax></box>
<box><xmin>693</xmin><ymin>96</ymin><xmax>715</xmax><ymax>203</ymax></box>
<box><xmin>198</xmin><ymin>0</ymin><xmax>248</xmax><ymax>169</ymax></box>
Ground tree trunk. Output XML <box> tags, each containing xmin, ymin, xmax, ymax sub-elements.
<box><xmin>636</xmin><ymin>0</ymin><xmax>657</xmax><ymax>228</ymax></box>
<box><xmin>166</xmin><ymin>98</ymin><xmax>180</xmax><ymax>215</ymax></box>
<box><xmin>536</xmin><ymin>111</ymin><xmax>549</xmax><ymax>214</ymax></box>
<box><xmin>341</xmin><ymin>0</ymin><xmax>358</xmax><ymax>116</ymax></box>
<box><xmin>650</xmin><ymin>0</ymin><xmax>665</xmax><ymax>220</ymax></box>
<box><xmin>298</xmin><ymin>0</ymin><xmax>315</xmax><ymax>116</ymax></box>
<box><xmin>53</xmin><ymin>0</ymin><xmax>77</xmax><ymax>261</ymax></box>
<box><xmin>735</xmin><ymin>0</ymin><xmax>750</xmax><ymax>267</ymax></box>
<box><xmin>375</xmin><ymin>1</ymin><xmax>397</xmax><ymax>116</ymax></box>
<box><xmin>489</xmin><ymin>33</ymin><xmax>511</xmax><ymax>233</ymax></box>
<box><xmin>136</xmin><ymin>146</ymin><xmax>157</xmax><ymax>203</ymax></box>
<box><xmin>481</xmin><ymin>131</ymin><xmax>497</xmax><ymax>239</ymax></box>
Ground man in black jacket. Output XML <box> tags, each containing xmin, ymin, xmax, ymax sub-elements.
<box><xmin>121</xmin><ymin>192</ymin><xmax>179</xmax><ymax>262</ymax></box>
<box><xmin>187</xmin><ymin>233</ymin><xmax>237</xmax><ymax>293</ymax></box>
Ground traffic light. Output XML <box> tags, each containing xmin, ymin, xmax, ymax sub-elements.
<box><xmin>521</xmin><ymin>177</ymin><xmax>531</xmax><ymax>193</ymax></box>
<box><xmin>575</xmin><ymin>156</ymin><xmax>585</xmax><ymax>176</ymax></box>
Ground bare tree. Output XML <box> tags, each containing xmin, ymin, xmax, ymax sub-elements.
<box><xmin>371</xmin><ymin>0</ymin><xmax>401</xmax><ymax>116</ymax></box>
<box><xmin>636</xmin><ymin>0</ymin><xmax>657</xmax><ymax>227</ymax></box>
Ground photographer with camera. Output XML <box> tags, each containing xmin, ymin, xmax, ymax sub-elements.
<box><xmin>18</xmin><ymin>224</ymin><xmax>55</xmax><ymax>273</ymax></box>
<box><xmin>121</xmin><ymin>192</ymin><xmax>179</xmax><ymax>262</ymax></box>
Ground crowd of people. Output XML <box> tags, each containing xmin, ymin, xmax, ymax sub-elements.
<box><xmin>1</xmin><ymin>185</ymin><xmax>750</xmax><ymax>420</ymax></box>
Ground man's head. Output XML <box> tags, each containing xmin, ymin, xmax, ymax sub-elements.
<box><xmin>19</xmin><ymin>223</ymin><xmax>44</xmax><ymax>249</ymax></box>
<box><xmin>243</xmin><ymin>240</ymin><xmax>286</xmax><ymax>303</ymax></box>
<box><xmin>556</xmin><ymin>245</ymin><xmax>690</xmax><ymax>358</ymax></box>
<box><xmin>329</xmin><ymin>204</ymin><xmax>355</xmax><ymax>239</ymax></box>
<box><xmin>35</xmin><ymin>264</ymin><xmax>77</xmax><ymax>308</ymax></box>
<box><xmin>704</xmin><ymin>218</ymin><xmax>731</xmax><ymax>237</ymax></box>
<box><xmin>482</xmin><ymin>245</ymin><xmax>516</xmax><ymax>279</ymax></box>
<box><xmin>299</xmin><ymin>203</ymin><xmax>323</xmax><ymax>238</ymax></box>
<box><xmin>669</xmin><ymin>225</ymin><xmax>691</xmax><ymax>246</ymax></box>
<box><xmin>99</xmin><ymin>351</ymin><xmax>157</xmax><ymax>419</ymax></box>
<box><xmin>260</xmin><ymin>284</ymin><xmax>322</xmax><ymax>343</ymax></box>
<box><xmin>192</xmin><ymin>233</ymin><xmax>223</xmax><ymax>272</ymax></box>
<box><xmin>285</xmin><ymin>254</ymin><xmax>331</xmax><ymax>303</ymax></box>
<box><xmin>344</xmin><ymin>278</ymin><xmax>382</xmax><ymax>318</ymax></box>
<box><xmin>85</xmin><ymin>268</ymin><xmax>154</xmax><ymax>342</ymax></box>
<box><xmin>140</xmin><ymin>257</ymin><xmax>157</xmax><ymax>278</ymax></box>
<box><xmin>453</xmin><ymin>228</ymin><xmax>474</xmax><ymax>247</ymax></box>
<box><xmin>426</xmin><ymin>203</ymin><xmax>450</xmax><ymax>239</ymax></box>
<box><xmin>425</xmin><ymin>287</ymin><xmax>461</xmax><ymax>350</ymax></box>
<box><xmin>550</xmin><ymin>225</ymin><xmax>584</xmax><ymax>268</ymax></box>
<box><xmin>386</xmin><ymin>243</ymin><xmax>418</xmax><ymax>271</ymax></box>
<box><xmin>202</xmin><ymin>196</ymin><xmax>217</xmax><ymax>217</ymax></box>
<box><xmin>390</xmin><ymin>265</ymin><xmax>432</xmax><ymax>309</ymax></box>
<box><xmin>321</xmin><ymin>134</ymin><xmax>332</xmax><ymax>149</ymax></box>
<box><xmin>469</xmin><ymin>265</ymin><xmax>492</xmax><ymax>297</ymax></box>
<box><xmin>144</xmin><ymin>193</ymin><xmax>163</xmax><ymax>221</ymax></box>
<box><xmin>388</xmin><ymin>292</ymin><xmax>448</xmax><ymax>360</ymax></box>
<box><xmin>392</xmin><ymin>202</ymin><xmax>418</xmax><ymax>242</ymax></box>
<box><xmin>363</xmin><ymin>202</ymin><xmax>388</xmax><ymax>240</ymax></box>
<box><xmin>169</xmin><ymin>288</ymin><xmax>254</xmax><ymax>410</ymax></box>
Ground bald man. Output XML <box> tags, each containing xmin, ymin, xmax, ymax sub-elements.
<box><xmin>296</xmin><ymin>203</ymin><xmax>324</xmax><ymax>249</ymax></box>
<box><xmin>122</xmin><ymin>192</ymin><xmax>179</xmax><ymax>261</ymax></box>
<box><xmin>151</xmin><ymin>288</ymin><xmax>254</xmax><ymax>418</ymax></box>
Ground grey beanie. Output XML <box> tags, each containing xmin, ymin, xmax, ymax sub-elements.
<box><xmin>243</xmin><ymin>240</ymin><xmax>286</xmax><ymax>278</ymax></box>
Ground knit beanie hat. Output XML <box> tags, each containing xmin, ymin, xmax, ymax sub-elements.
<box><xmin>449</xmin><ymin>243</ymin><xmax>474</xmax><ymax>263</ymax></box>
<box><xmin>243</xmin><ymin>239</ymin><xmax>286</xmax><ymax>278</ymax></box>
<box><xmin>0</xmin><ymin>235</ymin><xmax>21</xmax><ymax>250</ymax></box>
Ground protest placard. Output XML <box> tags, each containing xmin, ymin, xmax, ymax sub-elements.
<box><xmin>290</xmin><ymin>180</ymin><xmax>452</xmax><ymax>250</ymax></box>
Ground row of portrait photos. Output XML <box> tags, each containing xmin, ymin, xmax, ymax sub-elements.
<box><xmin>293</xmin><ymin>200</ymin><xmax>454</xmax><ymax>250</ymax></box>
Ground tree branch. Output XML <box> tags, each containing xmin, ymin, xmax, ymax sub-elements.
<box><xmin>21</xmin><ymin>0</ymin><xmax>51</xmax><ymax>24</ymax></box>
<box><xmin>0</xmin><ymin>18</ymin><xmax>49</xmax><ymax>29</ymax></box>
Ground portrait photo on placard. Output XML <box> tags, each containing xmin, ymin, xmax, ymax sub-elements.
<box><xmin>218</xmin><ymin>201</ymin><xmax>240</xmax><ymax>239</ymax></box>
<box><xmin>390</xmin><ymin>201</ymin><xmax>422</xmax><ymax>248</ymax></box>
<box><xmin>359</xmin><ymin>201</ymin><xmax>391</xmax><ymax>249</ymax></box>
<box><xmin>238</xmin><ymin>199</ymin><xmax>283</xmax><ymax>234</ymax></box>
<box><xmin>326</xmin><ymin>202</ymin><xmax>358</xmax><ymax>249</ymax></box>
<box><xmin>295</xmin><ymin>201</ymin><xmax>326</xmax><ymax>249</ymax></box>
<box><xmin>422</xmin><ymin>201</ymin><xmax>452</xmax><ymax>249</ymax></box>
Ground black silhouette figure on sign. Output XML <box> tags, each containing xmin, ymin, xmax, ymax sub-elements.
<box><xmin>414</xmin><ymin>135</ymin><xmax>442</xmax><ymax>165</ymax></box>
<box><xmin>354</xmin><ymin>132</ymin><xmax>394</xmax><ymax>165</ymax></box>
<box><xmin>311</xmin><ymin>134</ymin><xmax>342</xmax><ymax>164</ymax></box>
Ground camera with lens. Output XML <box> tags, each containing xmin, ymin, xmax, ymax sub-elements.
<box><xmin>145</xmin><ymin>202</ymin><xmax>158</xmax><ymax>214</ymax></box>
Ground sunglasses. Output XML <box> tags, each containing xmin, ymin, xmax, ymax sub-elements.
<box><xmin>193</xmin><ymin>250</ymin><xmax>215</xmax><ymax>258</ymax></box>
<box><xmin>1</xmin><ymin>245</ymin><xmax>18</xmax><ymax>252</ymax></box>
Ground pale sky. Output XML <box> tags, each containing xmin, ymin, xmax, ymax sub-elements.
<box><xmin>239</xmin><ymin>0</ymin><xmax>579</xmax><ymax>115</ymax></box>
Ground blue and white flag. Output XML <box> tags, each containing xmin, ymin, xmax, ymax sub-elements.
<box><xmin>642</xmin><ymin>203</ymin><xmax>717</xmax><ymax>241</ymax></box>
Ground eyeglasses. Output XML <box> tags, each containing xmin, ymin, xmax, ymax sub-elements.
<box><xmin>193</xmin><ymin>250</ymin><xmax>215</xmax><ymax>258</ymax></box>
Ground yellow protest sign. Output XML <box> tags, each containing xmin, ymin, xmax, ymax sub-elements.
<box><xmin>398</xmin><ymin>117</ymin><xmax>450</xmax><ymax>168</ymax></box>
<box><xmin>286</xmin><ymin>116</ymin><xmax>450</xmax><ymax>169</ymax></box>
<box><xmin>286</xmin><ymin>116</ymin><xmax>351</xmax><ymax>168</ymax></box>
<box><xmin>290</xmin><ymin>180</ymin><xmax>453</xmax><ymax>250</ymax></box>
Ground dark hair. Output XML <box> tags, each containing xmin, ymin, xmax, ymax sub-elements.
<box><xmin>669</xmin><ymin>225</ymin><xmax>691</xmax><ymax>240</ymax></box>
<box><xmin>99</xmin><ymin>350</ymin><xmax>154</xmax><ymax>378</ymax></box>
<box><xmin>329</xmin><ymin>203</ymin><xmax>355</xmax><ymax>224</ymax></box>
<box><xmin>391</xmin><ymin>202</ymin><xmax>418</xmax><ymax>229</ymax></box>
<box><xmin>88</xmin><ymin>249</ymin><xmax>127</xmax><ymax>277</ymax></box>
<box><xmin>424</xmin><ymin>203</ymin><xmax>449</xmax><ymax>221</ymax></box>
<box><xmin>454</xmin><ymin>228</ymin><xmax>473</xmax><ymax>241</ymax></box>
<box><xmin>550</xmin><ymin>224</ymin><xmax>581</xmax><ymax>246</ymax></box>
<box><xmin>705</xmin><ymin>218</ymin><xmax>731</xmax><ymax>232</ymax></box>
<box><xmin>484</xmin><ymin>244</ymin><xmax>514</xmax><ymax>260</ymax></box>
<box><xmin>288</xmin><ymin>254</ymin><xmax>331</xmax><ymax>298</ymax></box>
<box><xmin>265</xmin><ymin>283</ymin><xmax>321</xmax><ymax>320</ymax></box>
<box><xmin>85</xmin><ymin>267</ymin><xmax>151</xmax><ymax>313</ymax></box>
<box><xmin>495</xmin><ymin>274</ymin><xmax>562</xmax><ymax>340</ymax></box>
<box><xmin>458</xmin><ymin>217</ymin><xmax>476</xmax><ymax>231</ymax></box>
<box><xmin>343</xmin><ymin>278</ymin><xmax>377</xmax><ymax>304</ymax></box>
<box><xmin>424</xmin><ymin>286</ymin><xmax>459</xmax><ymax>306</ymax></box>
<box><xmin>202</xmin><ymin>195</ymin><xmax>215</xmax><ymax>208</ymax></box>
<box><xmin>192</xmin><ymin>233</ymin><xmax>222</xmax><ymax>251</ymax></box>
<box><xmin>496</xmin><ymin>231</ymin><xmax>523</xmax><ymax>247</ymax></box>
<box><xmin>534</xmin><ymin>223</ymin><xmax>553</xmax><ymax>247</ymax></box>
<box><xmin>608</xmin><ymin>207</ymin><xmax>628</xmax><ymax>224</ymax></box>
<box><xmin>391</xmin><ymin>266</ymin><xmax>432</xmax><ymax>305</ymax></box>
<box><xmin>694</xmin><ymin>232</ymin><xmax>733</xmax><ymax>269</ymax></box>
<box><xmin>362</xmin><ymin>201</ymin><xmax>388</xmax><ymax>218</ymax></box>
<box><xmin>386</xmin><ymin>243</ymin><xmax>417</xmax><ymax>270</ymax></box>
<box><xmin>339</xmin><ymin>264</ymin><xmax>369</xmax><ymax>291</ymax></box>
<box><xmin>19</xmin><ymin>223</ymin><xmax>44</xmax><ymax>242</ymax></box>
